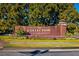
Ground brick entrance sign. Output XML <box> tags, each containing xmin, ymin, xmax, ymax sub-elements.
<box><xmin>15</xmin><ymin>22</ymin><xmax>67</xmax><ymax>38</ymax></box>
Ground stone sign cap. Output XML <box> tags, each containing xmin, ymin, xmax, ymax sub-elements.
<box><xmin>58</xmin><ymin>22</ymin><xmax>67</xmax><ymax>26</ymax></box>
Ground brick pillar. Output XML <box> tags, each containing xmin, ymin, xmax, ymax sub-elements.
<box><xmin>58</xmin><ymin>22</ymin><xmax>67</xmax><ymax>37</ymax></box>
<box><xmin>15</xmin><ymin>26</ymin><xmax>20</xmax><ymax>33</ymax></box>
<box><xmin>14</xmin><ymin>26</ymin><xmax>22</xmax><ymax>35</ymax></box>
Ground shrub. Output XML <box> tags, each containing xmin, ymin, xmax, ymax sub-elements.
<box><xmin>67</xmin><ymin>23</ymin><xmax>77</xmax><ymax>34</ymax></box>
<box><xmin>16</xmin><ymin>28</ymin><xmax>26</xmax><ymax>36</ymax></box>
<box><xmin>65</xmin><ymin>32</ymin><xmax>73</xmax><ymax>37</ymax></box>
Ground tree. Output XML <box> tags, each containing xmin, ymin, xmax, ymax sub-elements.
<box><xmin>67</xmin><ymin>23</ymin><xmax>77</xmax><ymax>34</ymax></box>
<box><xmin>58</xmin><ymin>4</ymin><xmax>79</xmax><ymax>23</ymax></box>
<box><xmin>29</xmin><ymin>3</ymin><xmax>59</xmax><ymax>26</ymax></box>
<box><xmin>0</xmin><ymin>3</ymin><xmax>79</xmax><ymax>35</ymax></box>
<box><xmin>0</xmin><ymin>3</ymin><xmax>29</xmax><ymax>34</ymax></box>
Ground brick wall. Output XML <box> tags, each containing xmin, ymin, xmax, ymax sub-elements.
<box><xmin>15</xmin><ymin>22</ymin><xmax>67</xmax><ymax>38</ymax></box>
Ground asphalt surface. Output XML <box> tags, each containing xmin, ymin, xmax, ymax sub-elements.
<box><xmin>1</xmin><ymin>49</ymin><xmax>79</xmax><ymax>56</ymax></box>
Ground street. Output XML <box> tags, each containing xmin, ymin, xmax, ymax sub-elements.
<box><xmin>1</xmin><ymin>49</ymin><xmax>79</xmax><ymax>56</ymax></box>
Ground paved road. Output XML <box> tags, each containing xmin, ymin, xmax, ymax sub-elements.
<box><xmin>1</xmin><ymin>49</ymin><xmax>79</xmax><ymax>56</ymax></box>
<box><xmin>1</xmin><ymin>51</ymin><xmax>79</xmax><ymax>56</ymax></box>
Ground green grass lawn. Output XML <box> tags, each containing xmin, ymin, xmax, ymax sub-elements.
<box><xmin>0</xmin><ymin>36</ymin><xmax>79</xmax><ymax>48</ymax></box>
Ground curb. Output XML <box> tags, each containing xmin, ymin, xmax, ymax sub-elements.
<box><xmin>49</xmin><ymin>49</ymin><xmax>79</xmax><ymax>52</ymax></box>
<box><xmin>1</xmin><ymin>49</ymin><xmax>79</xmax><ymax>52</ymax></box>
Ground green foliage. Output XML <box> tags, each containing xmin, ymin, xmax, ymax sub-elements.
<box><xmin>65</xmin><ymin>32</ymin><xmax>74</xmax><ymax>37</ymax></box>
<box><xmin>0</xmin><ymin>4</ymin><xmax>29</xmax><ymax>34</ymax></box>
<box><xmin>67</xmin><ymin>23</ymin><xmax>77</xmax><ymax>34</ymax></box>
<box><xmin>29</xmin><ymin>3</ymin><xmax>59</xmax><ymax>26</ymax></box>
<box><xmin>16</xmin><ymin>28</ymin><xmax>26</xmax><ymax>36</ymax></box>
<box><xmin>0</xmin><ymin>3</ymin><xmax>79</xmax><ymax>34</ymax></box>
<box><xmin>58</xmin><ymin>4</ymin><xmax>79</xmax><ymax>23</ymax></box>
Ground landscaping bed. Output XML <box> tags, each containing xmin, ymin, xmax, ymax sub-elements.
<box><xmin>0</xmin><ymin>36</ymin><xmax>79</xmax><ymax>48</ymax></box>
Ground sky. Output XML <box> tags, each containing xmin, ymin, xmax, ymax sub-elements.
<box><xmin>74</xmin><ymin>3</ymin><xmax>79</xmax><ymax>13</ymax></box>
